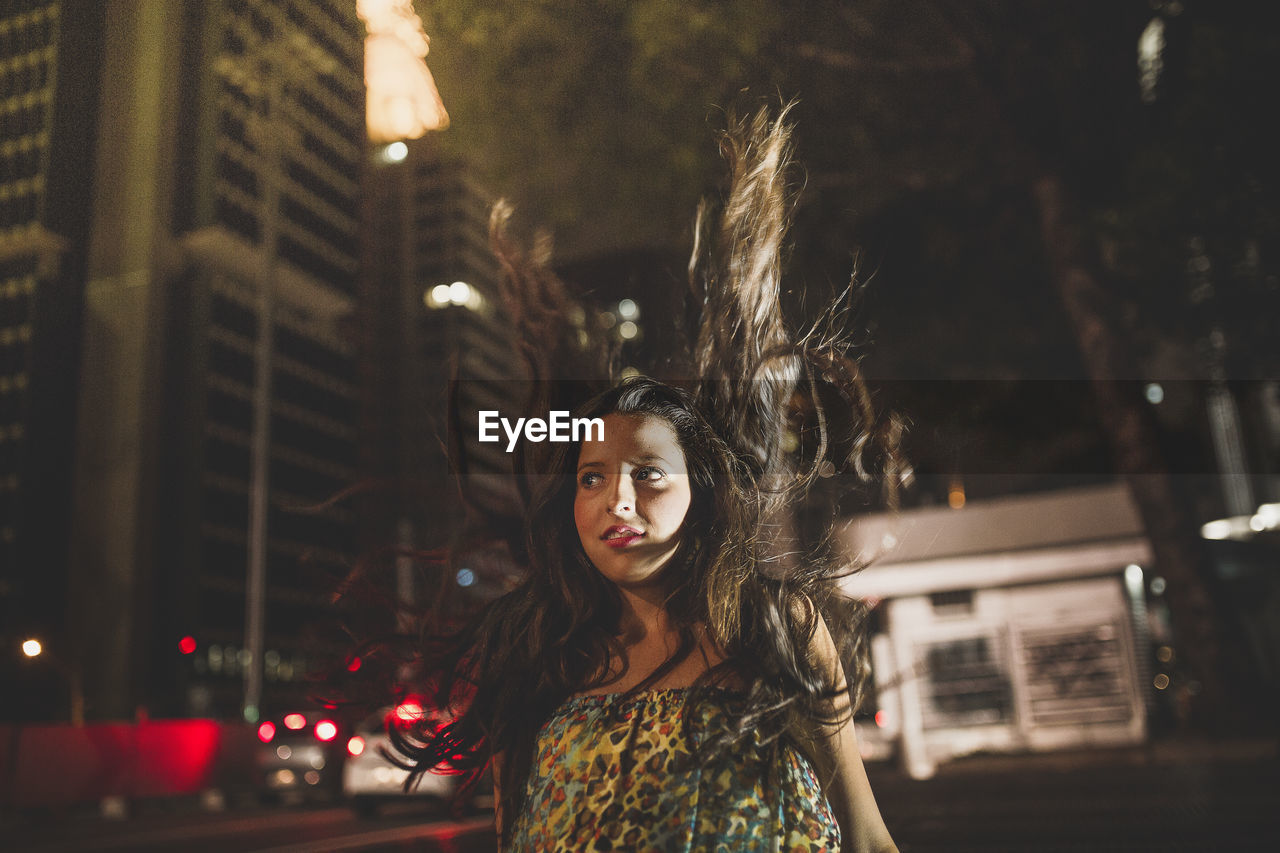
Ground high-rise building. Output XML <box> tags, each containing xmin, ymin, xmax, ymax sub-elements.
<box><xmin>0</xmin><ymin>0</ymin><xmax>109</xmax><ymax>722</ymax></box>
<box><xmin>159</xmin><ymin>0</ymin><xmax>367</xmax><ymax>721</ymax></box>
<box><xmin>0</xmin><ymin>0</ymin><xmax>370</xmax><ymax>722</ymax></box>
<box><xmin>360</xmin><ymin>136</ymin><xmax>522</xmax><ymax>603</ymax></box>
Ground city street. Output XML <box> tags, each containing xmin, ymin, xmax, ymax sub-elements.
<box><xmin>873</xmin><ymin>740</ymin><xmax>1280</xmax><ymax>852</ymax></box>
<box><xmin>6</xmin><ymin>739</ymin><xmax>1277</xmax><ymax>852</ymax></box>
<box><xmin>6</xmin><ymin>803</ymin><xmax>495</xmax><ymax>853</ymax></box>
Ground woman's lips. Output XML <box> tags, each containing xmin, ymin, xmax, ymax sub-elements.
<box><xmin>601</xmin><ymin>526</ymin><xmax>643</xmax><ymax>548</ymax></box>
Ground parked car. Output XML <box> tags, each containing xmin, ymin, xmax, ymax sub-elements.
<box><xmin>343</xmin><ymin>700</ymin><xmax>485</xmax><ymax>817</ymax></box>
<box><xmin>255</xmin><ymin>710</ymin><xmax>346</xmax><ymax>801</ymax></box>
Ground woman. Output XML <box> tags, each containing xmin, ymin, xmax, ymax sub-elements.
<box><xmin>389</xmin><ymin>107</ymin><xmax>902</xmax><ymax>852</ymax></box>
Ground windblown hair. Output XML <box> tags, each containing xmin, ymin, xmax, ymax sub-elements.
<box><xmin>382</xmin><ymin>105</ymin><xmax>908</xmax><ymax>840</ymax></box>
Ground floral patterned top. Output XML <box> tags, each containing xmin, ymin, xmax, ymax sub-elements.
<box><xmin>506</xmin><ymin>687</ymin><xmax>841</xmax><ymax>852</ymax></box>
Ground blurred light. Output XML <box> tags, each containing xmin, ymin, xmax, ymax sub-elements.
<box><xmin>1144</xmin><ymin>382</ymin><xmax>1164</xmax><ymax>404</ymax></box>
<box><xmin>448</xmin><ymin>281</ymin><xmax>471</xmax><ymax>305</ymax></box>
<box><xmin>620</xmin><ymin>366</ymin><xmax>641</xmax><ymax>380</ymax></box>
<box><xmin>274</xmin><ymin>769</ymin><xmax>296</xmax><ymax>786</ymax></box>
<box><xmin>874</xmin><ymin>710</ymin><xmax>888</xmax><ymax>728</ymax></box>
<box><xmin>347</xmin><ymin>735</ymin><xmax>366</xmax><ymax>757</ymax></box>
<box><xmin>1138</xmin><ymin>17</ymin><xmax>1165</xmax><ymax>104</ymax></box>
<box><xmin>276</xmin><ymin>745</ymin><xmax>293</xmax><ymax>760</ymax></box>
<box><xmin>1150</xmin><ymin>576</ymin><xmax>1166</xmax><ymax>596</ymax></box>
<box><xmin>598</xmin><ymin>311</ymin><xmax>616</xmax><ymax>330</ymax></box>
<box><xmin>179</xmin><ymin>636</ymin><xmax>197</xmax><ymax>655</ymax></box>
<box><xmin>283</xmin><ymin>713</ymin><xmax>306</xmax><ymax>730</ymax></box>
<box><xmin>1199</xmin><ymin>507</ymin><xmax>1278</xmax><ymax>541</ymax></box>
<box><xmin>1124</xmin><ymin>564</ymin><xmax>1144</xmax><ymax>601</ymax></box>
<box><xmin>617</xmin><ymin>298</ymin><xmax>638</xmax><ymax>320</ymax></box>
<box><xmin>304</xmin><ymin>770</ymin><xmax>321</xmax><ymax>786</ymax></box>
<box><xmin>618</xmin><ymin>320</ymin><xmax>638</xmax><ymax>340</ymax></box>
<box><xmin>347</xmin><ymin>655</ymin><xmax>363</xmax><ymax>672</ymax></box>
<box><xmin>1156</xmin><ymin>645</ymin><xmax>1173</xmax><ymax>664</ymax></box>
<box><xmin>395</xmin><ymin>701</ymin><xmax>424</xmax><ymax>723</ymax></box>
<box><xmin>244</xmin><ymin>704</ymin><xmax>259</xmax><ymax>724</ymax></box>
<box><xmin>310</xmin><ymin>754</ymin><xmax>326</xmax><ymax>770</ymax></box>
<box><xmin>1153</xmin><ymin>673</ymin><xmax>1170</xmax><ymax>690</ymax></box>
<box><xmin>373</xmin><ymin>766</ymin><xmax>397</xmax><ymax>784</ymax></box>
<box><xmin>456</xmin><ymin>567</ymin><xmax>476</xmax><ymax>587</ymax></box>
<box><xmin>257</xmin><ymin>721</ymin><xmax>276</xmax><ymax>743</ymax></box>
<box><xmin>359</xmin><ymin>0</ymin><xmax>449</xmax><ymax>141</ymax></box>
<box><xmin>1199</xmin><ymin>519</ymin><xmax>1233</xmax><ymax>540</ymax></box>
<box><xmin>948</xmin><ymin>481</ymin><xmax>965</xmax><ymax>510</ymax></box>
<box><xmin>428</xmin><ymin>284</ymin><xmax>451</xmax><ymax>307</ymax></box>
<box><xmin>383</xmin><ymin>141</ymin><xmax>408</xmax><ymax>162</ymax></box>
<box><xmin>314</xmin><ymin>720</ymin><xmax>338</xmax><ymax>742</ymax></box>
<box><xmin>21</xmin><ymin>639</ymin><xmax>41</xmax><ymax>657</ymax></box>
<box><xmin>881</xmin><ymin>532</ymin><xmax>898</xmax><ymax>550</ymax></box>
<box><xmin>780</xmin><ymin>429</ymin><xmax>798</xmax><ymax>454</ymax></box>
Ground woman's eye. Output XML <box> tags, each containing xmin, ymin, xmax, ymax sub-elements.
<box><xmin>634</xmin><ymin>467</ymin><xmax>665</xmax><ymax>483</ymax></box>
<box><xmin>579</xmin><ymin>472</ymin><xmax>603</xmax><ymax>488</ymax></box>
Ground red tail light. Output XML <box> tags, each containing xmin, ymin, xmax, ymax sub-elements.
<box><xmin>257</xmin><ymin>721</ymin><xmax>276</xmax><ymax>743</ymax></box>
<box><xmin>393</xmin><ymin>701</ymin><xmax>424</xmax><ymax>724</ymax></box>
<box><xmin>347</xmin><ymin>735</ymin><xmax>365</xmax><ymax>756</ymax></box>
<box><xmin>314</xmin><ymin>720</ymin><xmax>338</xmax><ymax>741</ymax></box>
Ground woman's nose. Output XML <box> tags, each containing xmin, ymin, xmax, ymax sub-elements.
<box><xmin>608</xmin><ymin>478</ymin><xmax>635</xmax><ymax>515</ymax></box>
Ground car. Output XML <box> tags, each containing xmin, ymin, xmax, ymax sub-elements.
<box><xmin>255</xmin><ymin>709</ymin><xmax>346</xmax><ymax>802</ymax></box>
<box><xmin>342</xmin><ymin>700</ymin><xmax>478</xmax><ymax>817</ymax></box>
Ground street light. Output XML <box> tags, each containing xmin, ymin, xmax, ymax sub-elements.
<box><xmin>18</xmin><ymin>638</ymin><xmax>83</xmax><ymax>724</ymax></box>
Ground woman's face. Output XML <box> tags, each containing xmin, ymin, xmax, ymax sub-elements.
<box><xmin>573</xmin><ymin>413</ymin><xmax>693</xmax><ymax>592</ymax></box>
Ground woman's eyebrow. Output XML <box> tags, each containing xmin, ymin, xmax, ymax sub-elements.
<box><xmin>576</xmin><ymin>454</ymin><xmax>670</xmax><ymax>472</ymax></box>
<box><xmin>631</xmin><ymin>454</ymin><xmax>672</xmax><ymax>466</ymax></box>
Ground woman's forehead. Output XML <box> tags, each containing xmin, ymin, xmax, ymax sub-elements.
<box><xmin>578</xmin><ymin>413</ymin><xmax>684</xmax><ymax>461</ymax></box>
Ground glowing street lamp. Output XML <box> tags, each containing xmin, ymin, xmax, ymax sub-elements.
<box><xmin>19</xmin><ymin>638</ymin><xmax>84</xmax><ymax>724</ymax></box>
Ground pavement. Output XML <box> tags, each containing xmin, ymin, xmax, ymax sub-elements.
<box><xmin>4</xmin><ymin>736</ymin><xmax>1277</xmax><ymax>851</ymax></box>
<box><xmin>867</xmin><ymin>736</ymin><xmax>1280</xmax><ymax>852</ymax></box>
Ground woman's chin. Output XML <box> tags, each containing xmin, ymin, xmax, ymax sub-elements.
<box><xmin>590</xmin><ymin>550</ymin><xmax>681</xmax><ymax>592</ymax></box>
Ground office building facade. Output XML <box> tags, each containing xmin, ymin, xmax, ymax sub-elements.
<box><xmin>3</xmin><ymin>0</ymin><xmax>371</xmax><ymax>722</ymax></box>
<box><xmin>0</xmin><ymin>0</ymin><xmax>108</xmax><ymax>721</ymax></box>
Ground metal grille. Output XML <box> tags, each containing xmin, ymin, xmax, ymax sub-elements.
<box><xmin>1019</xmin><ymin>622</ymin><xmax>1133</xmax><ymax>725</ymax></box>
<box><xmin>921</xmin><ymin>634</ymin><xmax>1014</xmax><ymax>729</ymax></box>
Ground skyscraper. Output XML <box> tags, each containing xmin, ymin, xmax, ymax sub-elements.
<box><xmin>361</xmin><ymin>136</ymin><xmax>523</xmax><ymax>605</ymax></box>
<box><xmin>16</xmin><ymin>0</ymin><xmax>368</xmax><ymax>722</ymax></box>
<box><xmin>0</xmin><ymin>0</ymin><xmax>109</xmax><ymax>722</ymax></box>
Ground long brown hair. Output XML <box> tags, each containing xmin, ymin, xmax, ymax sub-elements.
<box><xmin>385</xmin><ymin>105</ymin><xmax>908</xmax><ymax>840</ymax></box>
